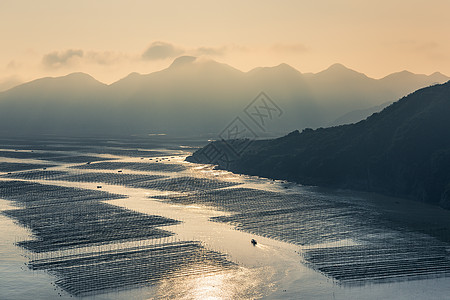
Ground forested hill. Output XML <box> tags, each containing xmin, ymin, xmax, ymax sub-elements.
<box><xmin>188</xmin><ymin>81</ymin><xmax>450</xmax><ymax>209</ymax></box>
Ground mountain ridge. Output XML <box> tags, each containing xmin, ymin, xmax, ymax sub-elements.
<box><xmin>2</xmin><ymin>57</ymin><xmax>447</xmax><ymax>91</ymax></box>
<box><xmin>0</xmin><ymin>57</ymin><xmax>448</xmax><ymax>136</ymax></box>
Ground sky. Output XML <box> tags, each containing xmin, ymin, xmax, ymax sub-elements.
<box><xmin>1</xmin><ymin>0</ymin><xmax>449</xmax><ymax>90</ymax></box>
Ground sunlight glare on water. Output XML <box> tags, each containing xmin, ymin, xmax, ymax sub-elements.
<box><xmin>155</xmin><ymin>267</ymin><xmax>272</xmax><ymax>300</ymax></box>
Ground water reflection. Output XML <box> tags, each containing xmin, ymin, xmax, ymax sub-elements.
<box><xmin>155</xmin><ymin>267</ymin><xmax>272</xmax><ymax>300</ymax></box>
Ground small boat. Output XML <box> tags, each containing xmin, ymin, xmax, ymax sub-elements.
<box><xmin>251</xmin><ymin>239</ymin><xmax>257</xmax><ymax>246</ymax></box>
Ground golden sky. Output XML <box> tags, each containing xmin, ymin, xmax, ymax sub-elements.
<box><xmin>1</xmin><ymin>0</ymin><xmax>449</xmax><ymax>89</ymax></box>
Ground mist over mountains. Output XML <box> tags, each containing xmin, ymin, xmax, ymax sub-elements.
<box><xmin>0</xmin><ymin>56</ymin><xmax>447</xmax><ymax>137</ymax></box>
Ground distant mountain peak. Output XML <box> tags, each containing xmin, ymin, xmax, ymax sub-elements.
<box><xmin>64</xmin><ymin>72</ymin><xmax>93</xmax><ymax>78</ymax></box>
<box><xmin>127</xmin><ymin>72</ymin><xmax>141</xmax><ymax>77</ymax></box>
<box><xmin>381</xmin><ymin>70</ymin><xmax>416</xmax><ymax>80</ymax></box>
<box><xmin>7</xmin><ymin>72</ymin><xmax>106</xmax><ymax>92</ymax></box>
<box><xmin>247</xmin><ymin>63</ymin><xmax>302</xmax><ymax>77</ymax></box>
<box><xmin>322</xmin><ymin>63</ymin><xmax>361</xmax><ymax>74</ymax></box>
<box><xmin>328</xmin><ymin>63</ymin><xmax>348</xmax><ymax>70</ymax></box>
<box><xmin>316</xmin><ymin>63</ymin><xmax>369</xmax><ymax>79</ymax></box>
<box><xmin>169</xmin><ymin>56</ymin><xmax>197</xmax><ymax>68</ymax></box>
<box><xmin>273</xmin><ymin>63</ymin><xmax>302</xmax><ymax>73</ymax></box>
<box><xmin>399</xmin><ymin>70</ymin><xmax>415</xmax><ymax>75</ymax></box>
<box><xmin>430</xmin><ymin>71</ymin><xmax>445</xmax><ymax>76</ymax></box>
<box><xmin>380</xmin><ymin>70</ymin><xmax>450</xmax><ymax>84</ymax></box>
<box><xmin>429</xmin><ymin>71</ymin><xmax>449</xmax><ymax>82</ymax></box>
<box><xmin>59</xmin><ymin>72</ymin><xmax>103</xmax><ymax>83</ymax></box>
<box><xmin>275</xmin><ymin>62</ymin><xmax>294</xmax><ymax>68</ymax></box>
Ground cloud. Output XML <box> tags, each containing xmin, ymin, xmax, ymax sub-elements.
<box><xmin>142</xmin><ymin>41</ymin><xmax>184</xmax><ymax>60</ymax></box>
<box><xmin>42</xmin><ymin>49</ymin><xmax>84</xmax><ymax>68</ymax></box>
<box><xmin>271</xmin><ymin>43</ymin><xmax>309</xmax><ymax>53</ymax></box>
<box><xmin>40</xmin><ymin>42</ymin><xmax>244</xmax><ymax>70</ymax></box>
<box><xmin>140</xmin><ymin>42</ymin><xmax>250</xmax><ymax>60</ymax></box>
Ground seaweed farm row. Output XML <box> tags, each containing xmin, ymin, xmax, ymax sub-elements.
<box><xmin>0</xmin><ymin>162</ymin><xmax>55</xmax><ymax>172</ymax></box>
<box><xmin>302</xmin><ymin>239</ymin><xmax>450</xmax><ymax>284</ymax></box>
<box><xmin>2</xmin><ymin>169</ymin><xmax>241</xmax><ymax>192</ymax></box>
<box><xmin>77</xmin><ymin>148</ymin><xmax>171</xmax><ymax>158</ymax></box>
<box><xmin>0</xmin><ymin>179</ymin><xmax>236</xmax><ymax>296</ymax></box>
<box><xmin>72</xmin><ymin>161</ymin><xmax>188</xmax><ymax>172</ymax></box>
<box><xmin>0</xmin><ymin>147</ymin><xmax>177</xmax><ymax>160</ymax></box>
<box><xmin>156</xmin><ymin>186</ymin><xmax>450</xmax><ymax>284</ymax></box>
<box><xmin>0</xmin><ymin>149</ymin><xmax>111</xmax><ymax>164</ymax></box>
<box><xmin>0</xmin><ymin>180</ymin><xmax>177</xmax><ymax>252</ymax></box>
<box><xmin>2</xmin><ymin>170</ymin><xmax>167</xmax><ymax>188</ymax></box>
<box><xmin>40</xmin><ymin>155</ymin><xmax>112</xmax><ymax>164</ymax></box>
<box><xmin>0</xmin><ymin>150</ymin><xmax>66</xmax><ymax>160</ymax></box>
<box><xmin>28</xmin><ymin>241</ymin><xmax>235</xmax><ymax>296</ymax></box>
<box><xmin>130</xmin><ymin>176</ymin><xmax>241</xmax><ymax>192</ymax></box>
<box><xmin>155</xmin><ymin>187</ymin><xmax>380</xmax><ymax>245</ymax></box>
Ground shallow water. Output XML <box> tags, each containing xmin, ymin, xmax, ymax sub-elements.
<box><xmin>0</xmin><ymin>145</ymin><xmax>449</xmax><ymax>299</ymax></box>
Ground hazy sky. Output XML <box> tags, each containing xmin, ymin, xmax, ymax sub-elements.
<box><xmin>1</xmin><ymin>0</ymin><xmax>449</xmax><ymax>89</ymax></box>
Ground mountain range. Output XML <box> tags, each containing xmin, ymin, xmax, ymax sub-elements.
<box><xmin>189</xmin><ymin>81</ymin><xmax>450</xmax><ymax>209</ymax></box>
<box><xmin>0</xmin><ymin>56</ymin><xmax>448</xmax><ymax>137</ymax></box>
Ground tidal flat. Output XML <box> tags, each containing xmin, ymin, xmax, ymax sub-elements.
<box><xmin>0</xmin><ymin>137</ymin><xmax>449</xmax><ymax>299</ymax></box>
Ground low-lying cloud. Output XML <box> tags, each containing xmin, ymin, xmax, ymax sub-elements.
<box><xmin>142</xmin><ymin>41</ymin><xmax>184</xmax><ymax>60</ymax></box>
<box><xmin>142</xmin><ymin>42</ymin><xmax>228</xmax><ymax>60</ymax></box>
<box><xmin>41</xmin><ymin>42</ymin><xmax>232</xmax><ymax>70</ymax></box>
<box><xmin>42</xmin><ymin>49</ymin><xmax>84</xmax><ymax>68</ymax></box>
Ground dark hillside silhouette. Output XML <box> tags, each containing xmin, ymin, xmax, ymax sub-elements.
<box><xmin>189</xmin><ymin>81</ymin><xmax>450</xmax><ymax>209</ymax></box>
